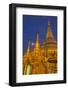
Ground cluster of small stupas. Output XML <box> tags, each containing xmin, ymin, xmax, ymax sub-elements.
<box><xmin>23</xmin><ymin>21</ymin><xmax>57</xmax><ymax>75</ymax></box>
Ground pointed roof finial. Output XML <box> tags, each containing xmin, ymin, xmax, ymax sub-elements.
<box><xmin>27</xmin><ymin>40</ymin><xmax>30</xmax><ymax>53</ymax></box>
<box><xmin>37</xmin><ymin>32</ymin><xmax>39</xmax><ymax>41</ymax></box>
<box><xmin>46</xmin><ymin>20</ymin><xmax>54</xmax><ymax>39</ymax></box>
<box><xmin>35</xmin><ymin>32</ymin><xmax>40</xmax><ymax>48</ymax></box>
<box><xmin>48</xmin><ymin>20</ymin><xmax>51</xmax><ymax>26</ymax></box>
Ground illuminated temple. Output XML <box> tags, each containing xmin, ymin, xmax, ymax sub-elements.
<box><xmin>23</xmin><ymin>21</ymin><xmax>57</xmax><ymax>75</ymax></box>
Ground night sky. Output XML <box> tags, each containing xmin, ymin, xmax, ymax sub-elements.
<box><xmin>23</xmin><ymin>15</ymin><xmax>57</xmax><ymax>53</ymax></box>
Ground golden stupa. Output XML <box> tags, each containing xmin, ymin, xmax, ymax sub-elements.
<box><xmin>23</xmin><ymin>21</ymin><xmax>57</xmax><ymax>75</ymax></box>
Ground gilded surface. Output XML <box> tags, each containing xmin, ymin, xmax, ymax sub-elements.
<box><xmin>23</xmin><ymin>21</ymin><xmax>57</xmax><ymax>75</ymax></box>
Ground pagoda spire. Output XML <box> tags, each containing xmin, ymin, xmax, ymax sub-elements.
<box><xmin>26</xmin><ymin>40</ymin><xmax>30</xmax><ymax>53</ymax></box>
<box><xmin>35</xmin><ymin>33</ymin><xmax>40</xmax><ymax>48</ymax></box>
<box><xmin>42</xmin><ymin>21</ymin><xmax>56</xmax><ymax>48</ymax></box>
<box><xmin>46</xmin><ymin>21</ymin><xmax>54</xmax><ymax>40</ymax></box>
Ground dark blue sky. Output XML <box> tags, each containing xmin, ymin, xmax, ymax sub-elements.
<box><xmin>23</xmin><ymin>15</ymin><xmax>57</xmax><ymax>53</ymax></box>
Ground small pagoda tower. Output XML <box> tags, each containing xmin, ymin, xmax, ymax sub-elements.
<box><xmin>31</xmin><ymin>33</ymin><xmax>42</xmax><ymax>62</ymax></box>
<box><xmin>30</xmin><ymin>33</ymin><xmax>48</xmax><ymax>74</ymax></box>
